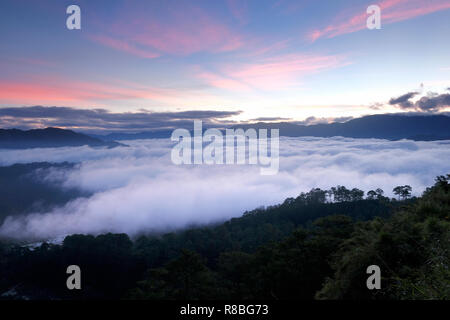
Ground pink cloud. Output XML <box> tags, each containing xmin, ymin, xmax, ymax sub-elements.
<box><xmin>308</xmin><ymin>0</ymin><xmax>450</xmax><ymax>41</ymax></box>
<box><xmin>241</xmin><ymin>39</ymin><xmax>291</xmax><ymax>58</ymax></box>
<box><xmin>198</xmin><ymin>53</ymin><xmax>347</xmax><ymax>91</ymax></box>
<box><xmin>90</xmin><ymin>6</ymin><xmax>244</xmax><ymax>57</ymax></box>
<box><xmin>0</xmin><ymin>78</ymin><xmax>180</xmax><ymax>105</ymax></box>
<box><xmin>197</xmin><ymin>72</ymin><xmax>252</xmax><ymax>92</ymax></box>
<box><xmin>89</xmin><ymin>35</ymin><xmax>160</xmax><ymax>59</ymax></box>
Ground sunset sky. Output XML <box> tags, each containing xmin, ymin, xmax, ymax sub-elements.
<box><xmin>1</xmin><ymin>0</ymin><xmax>450</xmax><ymax>126</ymax></box>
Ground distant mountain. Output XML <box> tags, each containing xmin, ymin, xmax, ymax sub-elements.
<box><xmin>248</xmin><ymin>114</ymin><xmax>450</xmax><ymax>140</ymax></box>
<box><xmin>0</xmin><ymin>127</ymin><xmax>125</xmax><ymax>149</ymax></box>
<box><xmin>91</xmin><ymin>130</ymin><xmax>173</xmax><ymax>141</ymax></box>
<box><xmin>94</xmin><ymin>114</ymin><xmax>450</xmax><ymax>141</ymax></box>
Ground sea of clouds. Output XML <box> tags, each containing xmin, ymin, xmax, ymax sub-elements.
<box><xmin>0</xmin><ymin>137</ymin><xmax>449</xmax><ymax>240</ymax></box>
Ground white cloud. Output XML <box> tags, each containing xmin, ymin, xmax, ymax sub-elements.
<box><xmin>0</xmin><ymin>137</ymin><xmax>449</xmax><ymax>240</ymax></box>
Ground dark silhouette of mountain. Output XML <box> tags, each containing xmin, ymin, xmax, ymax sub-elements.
<box><xmin>94</xmin><ymin>114</ymin><xmax>450</xmax><ymax>141</ymax></box>
<box><xmin>243</xmin><ymin>114</ymin><xmax>450</xmax><ymax>140</ymax></box>
<box><xmin>91</xmin><ymin>130</ymin><xmax>173</xmax><ymax>141</ymax></box>
<box><xmin>0</xmin><ymin>127</ymin><xmax>125</xmax><ymax>149</ymax></box>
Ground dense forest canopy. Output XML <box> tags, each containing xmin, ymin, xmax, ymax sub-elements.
<box><xmin>0</xmin><ymin>175</ymin><xmax>448</xmax><ymax>300</ymax></box>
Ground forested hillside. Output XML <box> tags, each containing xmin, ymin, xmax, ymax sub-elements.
<box><xmin>0</xmin><ymin>176</ymin><xmax>448</xmax><ymax>300</ymax></box>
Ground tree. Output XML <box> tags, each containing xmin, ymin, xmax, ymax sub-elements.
<box><xmin>217</xmin><ymin>251</ymin><xmax>253</xmax><ymax>298</ymax></box>
<box><xmin>367</xmin><ymin>188</ymin><xmax>384</xmax><ymax>200</ymax></box>
<box><xmin>317</xmin><ymin>177</ymin><xmax>449</xmax><ymax>300</ymax></box>
<box><xmin>166</xmin><ymin>249</ymin><xmax>217</xmax><ymax>299</ymax></box>
<box><xmin>330</xmin><ymin>186</ymin><xmax>352</xmax><ymax>202</ymax></box>
<box><xmin>306</xmin><ymin>188</ymin><xmax>327</xmax><ymax>204</ymax></box>
<box><xmin>350</xmin><ymin>188</ymin><xmax>364</xmax><ymax>201</ymax></box>
<box><xmin>393</xmin><ymin>185</ymin><xmax>412</xmax><ymax>200</ymax></box>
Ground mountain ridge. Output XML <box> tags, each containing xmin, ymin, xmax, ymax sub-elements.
<box><xmin>91</xmin><ymin>114</ymin><xmax>450</xmax><ymax>141</ymax></box>
<box><xmin>0</xmin><ymin>127</ymin><xmax>124</xmax><ymax>149</ymax></box>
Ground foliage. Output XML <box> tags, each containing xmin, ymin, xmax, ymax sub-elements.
<box><xmin>317</xmin><ymin>175</ymin><xmax>449</xmax><ymax>299</ymax></box>
<box><xmin>0</xmin><ymin>178</ymin><xmax>448</xmax><ymax>300</ymax></box>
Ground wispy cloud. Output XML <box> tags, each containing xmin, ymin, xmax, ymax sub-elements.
<box><xmin>90</xmin><ymin>4</ymin><xmax>244</xmax><ymax>58</ymax></box>
<box><xmin>88</xmin><ymin>35</ymin><xmax>160</xmax><ymax>59</ymax></box>
<box><xmin>249</xmin><ymin>116</ymin><xmax>292</xmax><ymax>122</ymax></box>
<box><xmin>0</xmin><ymin>77</ymin><xmax>192</xmax><ymax>106</ymax></box>
<box><xmin>309</xmin><ymin>0</ymin><xmax>450</xmax><ymax>41</ymax></box>
<box><xmin>198</xmin><ymin>53</ymin><xmax>348</xmax><ymax>91</ymax></box>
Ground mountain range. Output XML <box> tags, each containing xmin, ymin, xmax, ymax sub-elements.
<box><xmin>93</xmin><ymin>114</ymin><xmax>450</xmax><ymax>141</ymax></box>
<box><xmin>1</xmin><ymin>114</ymin><xmax>449</xmax><ymax>148</ymax></box>
<box><xmin>0</xmin><ymin>127</ymin><xmax>124</xmax><ymax>149</ymax></box>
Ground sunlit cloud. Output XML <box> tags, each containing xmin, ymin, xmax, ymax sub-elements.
<box><xmin>309</xmin><ymin>0</ymin><xmax>450</xmax><ymax>41</ymax></box>
<box><xmin>88</xmin><ymin>35</ymin><xmax>160</xmax><ymax>59</ymax></box>
<box><xmin>90</xmin><ymin>4</ymin><xmax>244</xmax><ymax>57</ymax></box>
<box><xmin>198</xmin><ymin>53</ymin><xmax>348</xmax><ymax>91</ymax></box>
<box><xmin>0</xmin><ymin>78</ymin><xmax>193</xmax><ymax>106</ymax></box>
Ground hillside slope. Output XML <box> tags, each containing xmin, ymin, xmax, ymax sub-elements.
<box><xmin>0</xmin><ymin>127</ymin><xmax>124</xmax><ymax>149</ymax></box>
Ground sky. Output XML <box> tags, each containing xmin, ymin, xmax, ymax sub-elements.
<box><xmin>1</xmin><ymin>0</ymin><xmax>450</xmax><ymax>127</ymax></box>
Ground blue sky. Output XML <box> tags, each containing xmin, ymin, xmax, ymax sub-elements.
<box><xmin>0</xmin><ymin>0</ymin><xmax>449</xmax><ymax>124</ymax></box>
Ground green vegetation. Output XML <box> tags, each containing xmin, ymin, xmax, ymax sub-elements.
<box><xmin>317</xmin><ymin>175</ymin><xmax>450</xmax><ymax>299</ymax></box>
<box><xmin>0</xmin><ymin>176</ymin><xmax>448</xmax><ymax>300</ymax></box>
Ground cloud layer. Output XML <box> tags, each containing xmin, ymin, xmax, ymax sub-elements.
<box><xmin>0</xmin><ymin>137</ymin><xmax>449</xmax><ymax>240</ymax></box>
<box><xmin>0</xmin><ymin>106</ymin><xmax>241</xmax><ymax>133</ymax></box>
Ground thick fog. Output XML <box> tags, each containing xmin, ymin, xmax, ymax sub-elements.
<box><xmin>0</xmin><ymin>137</ymin><xmax>449</xmax><ymax>240</ymax></box>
